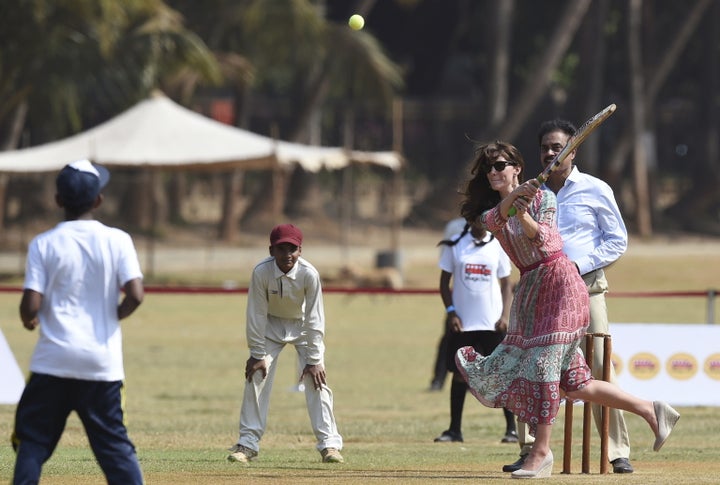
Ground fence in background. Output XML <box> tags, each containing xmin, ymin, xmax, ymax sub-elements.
<box><xmin>0</xmin><ymin>286</ymin><xmax>716</xmax><ymax>324</ymax></box>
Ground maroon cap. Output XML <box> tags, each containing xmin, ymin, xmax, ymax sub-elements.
<box><xmin>270</xmin><ymin>224</ymin><xmax>303</xmax><ymax>247</ymax></box>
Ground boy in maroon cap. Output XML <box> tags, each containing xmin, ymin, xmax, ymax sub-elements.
<box><xmin>227</xmin><ymin>224</ymin><xmax>344</xmax><ymax>464</ymax></box>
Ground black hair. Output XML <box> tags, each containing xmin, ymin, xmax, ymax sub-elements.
<box><xmin>437</xmin><ymin>223</ymin><xmax>471</xmax><ymax>247</ymax></box>
<box><xmin>437</xmin><ymin>222</ymin><xmax>495</xmax><ymax>248</ymax></box>
<box><xmin>537</xmin><ymin>119</ymin><xmax>577</xmax><ymax>144</ymax></box>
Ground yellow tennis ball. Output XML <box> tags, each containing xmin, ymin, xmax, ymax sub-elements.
<box><xmin>348</xmin><ymin>14</ymin><xmax>365</xmax><ymax>30</ymax></box>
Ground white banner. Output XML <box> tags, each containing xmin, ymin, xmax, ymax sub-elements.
<box><xmin>0</xmin><ymin>329</ymin><xmax>25</xmax><ymax>404</ymax></box>
<box><xmin>607</xmin><ymin>323</ymin><xmax>720</xmax><ymax>406</ymax></box>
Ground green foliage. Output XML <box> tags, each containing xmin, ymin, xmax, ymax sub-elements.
<box><xmin>0</xmin><ymin>0</ymin><xmax>219</xmax><ymax>141</ymax></box>
<box><xmin>230</xmin><ymin>0</ymin><xmax>403</xmax><ymax>109</ymax></box>
<box><xmin>552</xmin><ymin>53</ymin><xmax>580</xmax><ymax>91</ymax></box>
<box><xmin>241</xmin><ymin>0</ymin><xmax>325</xmax><ymax>91</ymax></box>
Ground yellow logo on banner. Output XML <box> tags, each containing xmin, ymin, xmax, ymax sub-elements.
<box><xmin>666</xmin><ymin>353</ymin><xmax>697</xmax><ymax>380</ymax></box>
<box><xmin>628</xmin><ymin>352</ymin><xmax>660</xmax><ymax>380</ymax></box>
<box><xmin>704</xmin><ymin>353</ymin><xmax>720</xmax><ymax>381</ymax></box>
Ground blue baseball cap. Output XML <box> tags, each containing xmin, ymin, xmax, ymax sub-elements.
<box><xmin>56</xmin><ymin>159</ymin><xmax>110</xmax><ymax>211</ymax></box>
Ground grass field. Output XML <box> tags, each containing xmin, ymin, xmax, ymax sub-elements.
<box><xmin>1</xmin><ymin>236</ymin><xmax>719</xmax><ymax>483</ymax></box>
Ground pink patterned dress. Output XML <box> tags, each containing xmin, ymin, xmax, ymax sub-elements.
<box><xmin>455</xmin><ymin>189</ymin><xmax>592</xmax><ymax>432</ymax></box>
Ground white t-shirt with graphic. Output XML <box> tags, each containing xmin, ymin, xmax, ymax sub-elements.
<box><xmin>439</xmin><ymin>231</ymin><xmax>511</xmax><ymax>332</ymax></box>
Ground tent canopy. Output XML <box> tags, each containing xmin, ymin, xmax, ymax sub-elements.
<box><xmin>0</xmin><ymin>92</ymin><xmax>403</xmax><ymax>173</ymax></box>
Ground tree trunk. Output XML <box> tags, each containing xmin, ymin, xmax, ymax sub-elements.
<box><xmin>665</xmin><ymin>0</ymin><xmax>720</xmax><ymax>231</ymax></box>
<box><xmin>704</xmin><ymin>2</ymin><xmax>720</xmax><ymax>186</ymax></box>
<box><xmin>167</xmin><ymin>172</ymin><xmax>186</xmax><ymax>225</ymax></box>
<box><xmin>628</xmin><ymin>0</ymin><xmax>652</xmax><ymax>237</ymax></box>
<box><xmin>152</xmin><ymin>170</ymin><xmax>168</xmax><ymax>234</ymax></box>
<box><xmin>240</xmin><ymin>168</ymin><xmax>287</xmax><ymax>229</ymax></box>
<box><xmin>219</xmin><ymin>170</ymin><xmax>244</xmax><ymax>241</ymax></box>
<box><xmin>496</xmin><ymin>0</ymin><xmax>592</xmax><ymax>142</ymax></box>
<box><xmin>284</xmin><ymin>166</ymin><xmax>324</xmax><ymax>218</ymax></box>
<box><xmin>487</xmin><ymin>0</ymin><xmax>514</xmax><ymax>129</ymax></box>
<box><xmin>576</xmin><ymin>0</ymin><xmax>610</xmax><ymax>175</ymax></box>
<box><xmin>606</xmin><ymin>0</ymin><xmax>713</xmax><ymax>187</ymax></box>
<box><xmin>0</xmin><ymin>101</ymin><xmax>29</xmax><ymax>232</ymax></box>
<box><xmin>219</xmin><ymin>85</ymin><xmax>255</xmax><ymax>233</ymax></box>
<box><xmin>119</xmin><ymin>169</ymin><xmax>155</xmax><ymax>232</ymax></box>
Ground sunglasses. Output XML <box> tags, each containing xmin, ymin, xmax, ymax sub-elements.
<box><xmin>482</xmin><ymin>161</ymin><xmax>517</xmax><ymax>173</ymax></box>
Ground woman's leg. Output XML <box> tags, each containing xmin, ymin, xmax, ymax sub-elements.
<box><xmin>522</xmin><ymin>423</ymin><xmax>553</xmax><ymax>471</ymax></box>
<box><xmin>566</xmin><ymin>380</ymin><xmax>657</xmax><ymax>437</ymax></box>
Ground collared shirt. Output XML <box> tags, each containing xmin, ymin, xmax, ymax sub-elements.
<box><xmin>547</xmin><ymin>166</ymin><xmax>628</xmax><ymax>275</ymax></box>
<box><xmin>245</xmin><ymin>256</ymin><xmax>325</xmax><ymax>364</ymax></box>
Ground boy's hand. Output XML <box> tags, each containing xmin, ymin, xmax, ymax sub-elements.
<box><xmin>301</xmin><ymin>364</ymin><xmax>327</xmax><ymax>390</ymax></box>
<box><xmin>495</xmin><ymin>318</ymin><xmax>509</xmax><ymax>334</ymax></box>
<box><xmin>446</xmin><ymin>313</ymin><xmax>462</xmax><ymax>333</ymax></box>
<box><xmin>245</xmin><ymin>357</ymin><xmax>267</xmax><ymax>381</ymax></box>
<box><xmin>22</xmin><ymin>317</ymin><xmax>39</xmax><ymax>331</ymax></box>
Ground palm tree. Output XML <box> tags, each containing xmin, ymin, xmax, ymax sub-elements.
<box><xmin>171</xmin><ymin>0</ymin><xmax>403</xmax><ymax>237</ymax></box>
<box><xmin>0</xmin><ymin>0</ymin><xmax>222</xmax><ymax>231</ymax></box>
<box><xmin>606</xmin><ymin>0</ymin><xmax>714</xmax><ymax>235</ymax></box>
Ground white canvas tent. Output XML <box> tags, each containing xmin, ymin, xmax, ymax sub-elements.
<box><xmin>0</xmin><ymin>92</ymin><xmax>405</xmax><ymax>275</ymax></box>
<box><xmin>0</xmin><ymin>91</ymin><xmax>403</xmax><ymax>173</ymax></box>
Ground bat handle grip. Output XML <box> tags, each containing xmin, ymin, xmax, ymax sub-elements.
<box><xmin>507</xmin><ymin>176</ymin><xmax>545</xmax><ymax>217</ymax></box>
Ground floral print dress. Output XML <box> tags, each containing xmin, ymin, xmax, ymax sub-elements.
<box><xmin>455</xmin><ymin>188</ymin><xmax>592</xmax><ymax>431</ymax></box>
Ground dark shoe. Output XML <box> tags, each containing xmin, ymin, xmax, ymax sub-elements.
<box><xmin>502</xmin><ymin>454</ymin><xmax>527</xmax><ymax>472</ymax></box>
<box><xmin>429</xmin><ymin>380</ymin><xmax>444</xmax><ymax>391</ymax></box>
<box><xmin>227</xmin><ymin>443</ymin><xmax>257</xmax><ymax>463</ymax></box>
<box><xmin>501</xmin><ymin>430</ymin><xmax>519</xmax><ymax>443</ymax></box>
<box><xmin>611</xmin><ymin>457</ymin><xmax>634</xmax><ymax>474</ymax></box>
<box><xmin>433</xmin><ymin>430</ymin><xmax>463</xmax><ymax>442</ymax></box>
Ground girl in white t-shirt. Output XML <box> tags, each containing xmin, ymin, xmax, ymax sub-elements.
<box><xmin>433</xmin><ymin>218</ymin><xmax>517</xmax><ymax>444</ymax></box>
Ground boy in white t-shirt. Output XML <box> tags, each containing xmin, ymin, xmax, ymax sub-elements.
<box><xmin>433</xmin><ymin>217</ymin><xmax>517</xmax><ymax>444</ymax></box>
<box><xmin>12</xmin><ymin>160</ymin><xmax>144</xmax><ymax>485</ymax></box>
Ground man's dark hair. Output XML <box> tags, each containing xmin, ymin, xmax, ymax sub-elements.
<box><xmin>537</xmin><ymin>119</ymin><xmax>577</xmax><ymax>144</ymax></box>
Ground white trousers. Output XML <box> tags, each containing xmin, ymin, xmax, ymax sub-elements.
<box><xmin>236</xmin><ymin>319</ymin><xmax>343</xmax><ymax>453</ymax></box>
